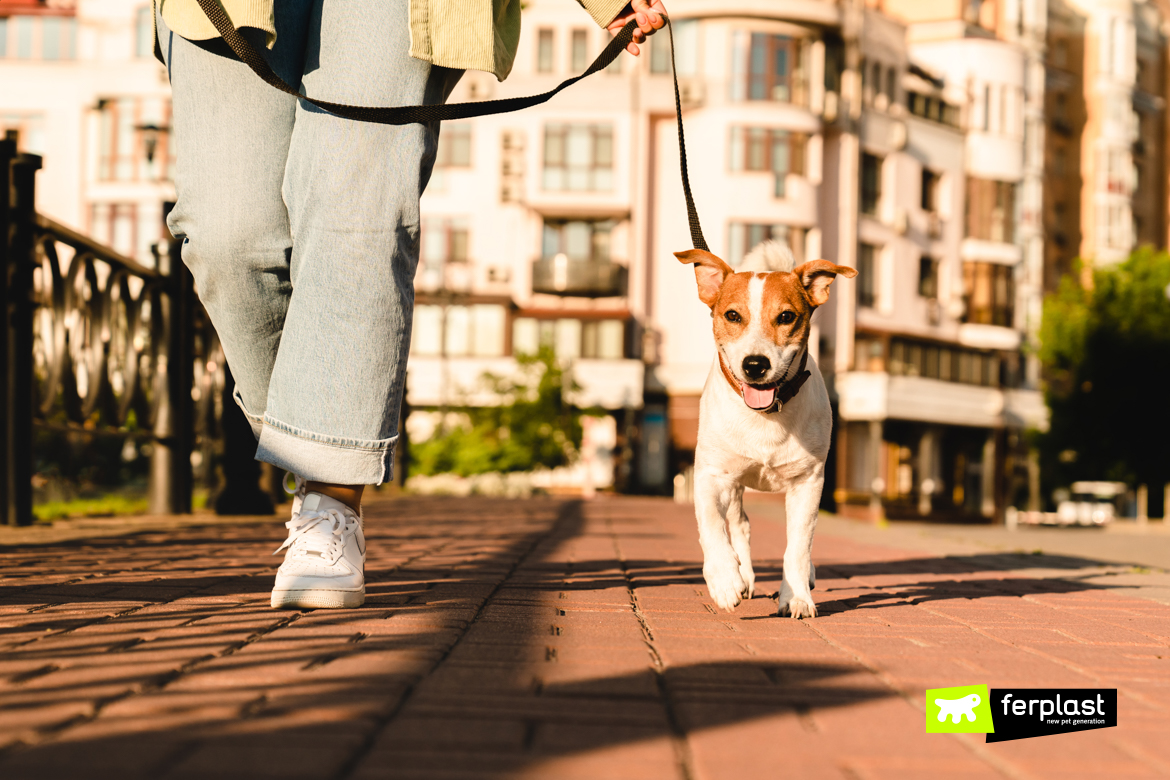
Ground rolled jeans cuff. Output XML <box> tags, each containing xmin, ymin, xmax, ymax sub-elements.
<box><xmin>255</xmin><ymin>415</ymin><xmax>395</xmax><ymax>485</ymax></box>
<box><xmin>232</xmin><ymin>385</ymin><xmax>265</xmax><ymax>441</ymax></box>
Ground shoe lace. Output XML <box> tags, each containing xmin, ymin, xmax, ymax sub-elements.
<box><xmin>273</xmin><ymin>508</ymin><xmax>357</xmax><ymax>565</ymax></box>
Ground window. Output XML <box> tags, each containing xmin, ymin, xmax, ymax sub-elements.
<box><xmin>419</xmin><ymin>217</ymin><xmax>469</xmax><ymax>290</ymax></box>
<box><xmin>421</xmin><ymin>217</ymin><xmax>469</xmax><ymax>278</ymax></box>
<box><xmin>570</xmin><ymin>29</ymin><xmax>588</xmax><ymax>71</ymax></box>
<box><xmin>1</xmin><ymin>113</ymin><xmax>46</xmax><ymax>154</ymax></box>
<box><xmin>885</xmin><ymin>66</ymin><xmax>897</xmax><ymax>106</ymax></box>
<box><xmin>3</xmin><ymin>15</ymin><xmax>75</xmax><ymax>60</ymax></box>
<box><xmin>907</xmin><ymin>92</ymin><xmax>959</xmax><ymax>126</ymax></box>
<box><xmin>542</xmin><ymin>219</ymin><xmax>613</xmax><ymax>262</ymax></box>
<box><xmin>97</xmin><ymin>97</ymin><xmax>175</xmax><ymax>182</ymax></box>
<box><xmin>962</xmin><ymin>261</ymin><xmax>1014</xmax><ymax>327</ymax></box>
<box><xmin>728</xmin><ymin>127</ymin><xmax>806</xmax><ymax>197</ymax></box>
<box><xmin>513</xmin><ymin>317</ymin><xmax>625</xmax><ymax>360</ymax></box>
<box><xmin>965</xmin><ymin>178</ymin><xmax>1015</xmax><ymax>243</ymax></box>
<box><xmin>727</xmin><ymin>223</ymin><xmax>805</xmax><ymax>268</ymax></box>
<box><xmin>921</xmin><ymin>169</ymin><xmax>940</xmax><ymax>212</ymax></box>
<box><xmin>436</xmin><ymin>123</ymin><xmax>471</xmax><ymax>167</ymax></box>
<box><xmin>412</xmin><ymin>304</ymin><xmax>506</xmax><ymax>357</ymax></box>
<box><xmin>731</xmin><ymin>31</ymin><xmax>802</xmax><ymax>104</ymax></box>
<box><xmin>856</xmin><ymin>244</ymin><xmax>877</xmax><ymax>308</ymax></box>
<box><xmin>89</xmin><ymin>203</ymin><xmax>139</xmax><ymax>260</ymax></box>
<box><xmin>542</xmin><ymin>123</ymin><xmax>613</xmax><ymax>191</ymax></box>
<box><xmin>16</xmin><ymin>16</ymin><xmax>33</xmax><ymax>59</ymax></box>
<box><xmin>918</xmin><ymin>256</ymin><xmax>938</xmax><ymax>298</ymax></box>
<box><xmin>649</xmin><ymin>29</ymin><xmax>671</xmax><ymax>73</ymax></box>
<box><xmin>136</xmin><ymin>6</ymin><xmax>154</xmax><ymax>58</ymax></box>
<box><xmin>889</xmin><ymin>337</ymin><xmax>1000</xmax><ymax>387</ymax></box>
<box><xmin>537</xmin><ymin>29</ymin><xmax>554</xmax><ymax>73</ymax></box>
<box><xmin>860</xmin><ymin>153</ymin><xmax>882</xmax><ymax>216</ymax></box>
<box><xmin>1100</xmin><ymin>147</ymin><xmax>1128</xmax><ymax>194</ymax></box>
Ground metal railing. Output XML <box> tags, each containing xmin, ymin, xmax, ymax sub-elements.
<box><xmin>531</xmin><ymin>256</ymin><xmax>627</xmax><ymax>298</ymax></box>
<box><xmin>2</xmin><ymin>140</ymin><xmax>217</xmax><ymax>525</ymax></box>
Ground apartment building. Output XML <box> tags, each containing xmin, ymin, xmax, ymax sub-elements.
<box><xmin>1044</xmin><ymin>0</ymin><xmax>1168</xmax><ymax>282</ymax></box>
<box><xmin>16</xmin><ymin>0</ymin><xmax>1157</xmax><ymax>521</ymax></box>
<box><xmin>0</xmin><ymin>0</ymin><xmax>174</xmax><ymax>264</ymax></box>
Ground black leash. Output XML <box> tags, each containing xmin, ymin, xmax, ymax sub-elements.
<box><xmin>191</xmin><ymin>1</ymin><xmax>708</xmax><ymax>252</ymax></box>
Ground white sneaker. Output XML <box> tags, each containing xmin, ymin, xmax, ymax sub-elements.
<box><xmin>271</xmin><ymin>492</ymin><xmax>365</xmax><ymax>609</ymax></box>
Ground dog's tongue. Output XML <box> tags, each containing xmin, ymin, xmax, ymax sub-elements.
<box><xmin>741</xmin><ymin>383</ymin><xmax>777</xmax><ymax>410</ymax></box>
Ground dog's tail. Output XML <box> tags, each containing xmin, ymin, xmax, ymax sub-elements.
<box><xmin>739</xmin><ymin>240</ymin><xmax>796</xmax><ymax>273</ymax></box>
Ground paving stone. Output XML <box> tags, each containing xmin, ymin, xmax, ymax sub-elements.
<box><xmin>3</xmin><ymin>496</ymin><xmax>1170</xmax><ymax>778</ymax></box>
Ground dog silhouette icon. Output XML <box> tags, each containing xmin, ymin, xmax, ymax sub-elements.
<box><xmin>935</xmin><ymin>693</ymin><xmax>981</xmax><ymax>723</ymax></box>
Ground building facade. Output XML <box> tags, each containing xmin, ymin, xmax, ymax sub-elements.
<box><xmin>6</xmin><ymin>0</ymin><xmax>1167</xmax><ymax>517</ymax></box>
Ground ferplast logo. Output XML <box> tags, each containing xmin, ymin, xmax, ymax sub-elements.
<box><xmin>925</xmin><ymin>685</ymin><xmax>995</xmax><ymax>734</ymax></box>
<box><xmin>926</xmin><ymin>686</ymin><xmax>1117</xmax><ymax>742</ymax></box>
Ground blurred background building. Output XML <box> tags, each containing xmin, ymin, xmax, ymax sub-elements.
<box><xmin>3</xmin><ymin>0</ymin><xmax>1168</xmax><ymax>519</ymax></box>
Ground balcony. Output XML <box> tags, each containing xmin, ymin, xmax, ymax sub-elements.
<box><xmin>531</xmin><ymin>255</ymin><xmax>627</xmax><ymax>298</ymax></box>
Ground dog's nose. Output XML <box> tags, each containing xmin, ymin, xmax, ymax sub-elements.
<box><xmin>742</xmin><ymin>355</ymin><xmax>771</xmax><ymax>381</ymax></box>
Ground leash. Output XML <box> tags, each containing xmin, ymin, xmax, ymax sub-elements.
<box><xmin>191</xmin><ymin>2</ymin><xmax>709</xmax><ymax>252</ymax></box>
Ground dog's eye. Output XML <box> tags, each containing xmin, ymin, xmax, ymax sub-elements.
<box><xmin>724</xmin><ymin>310</ymin><xmax>742</xmax><ymax>323</ymax></box>
<box><xmin>776</xmin><ymin>311</ymin><xmax>797</xmax><ymax>325</ymax></box>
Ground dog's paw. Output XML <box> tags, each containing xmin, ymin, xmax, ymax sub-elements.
<box><xmin>704</xmin><ymin>562</ymin><xmax>746</xmax><ymax>612</ymax></box>
<box><xmin>778</xmin><ymin>595</ymin><xmax>817</xmax><ymax>619</ymax></box>
<box><xmin>738</xmin><ymin>561</ymin><xmax>756</xmax><ymax>599</ymax></box>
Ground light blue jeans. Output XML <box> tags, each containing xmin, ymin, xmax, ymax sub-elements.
<box><xmin>158</xmin><ymin>2</ymin><xmax>462</xmax><ymax>484</ymax></box>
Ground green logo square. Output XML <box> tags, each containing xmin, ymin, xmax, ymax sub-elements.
<box><xmin>926</xmin><ymin>684</ymin><xmax>995</xmax><ymax>733</ymax></box>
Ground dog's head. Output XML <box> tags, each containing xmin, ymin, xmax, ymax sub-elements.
<box><xmin>675</xmin><ymin>248</ymin><xmax>857</xmax><ymax>411</ymax></box>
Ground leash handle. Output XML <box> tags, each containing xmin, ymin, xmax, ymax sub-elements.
<box><xmin>192</xmin><ymin>1</ymin><xmax>707</xmax><ymax>250</ymax></box>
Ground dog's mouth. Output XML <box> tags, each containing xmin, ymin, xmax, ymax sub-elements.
<box><xmin>740</xmin><ymin>382</ymin><xmax>779</xmax><ymax>411</ymax></box>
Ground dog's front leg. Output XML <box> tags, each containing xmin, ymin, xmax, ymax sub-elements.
<box><xmin>693</xmin><ymin>469</ymin><xmax>746</xmax><ymax>612</ymax></box>
<box><xmin>726</xmin><ymin>487</ymin><xmax>754</xmax><ymax>599</ymax></box>
<box><xmin>778</xmin><ymin>472</ymin><xmax>824</xmax><ymax>619</ymax></box>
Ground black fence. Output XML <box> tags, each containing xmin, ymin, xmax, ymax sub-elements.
<box><xmin>1</xmin><ymin>140</ymin><xmax>224</xmax><ymax>526</ymax></box>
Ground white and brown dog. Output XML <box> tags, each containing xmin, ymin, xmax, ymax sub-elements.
<box><xmin>675</xmin><ymin>241</ymin><xmax>856</xmax><ymax>618</ymax></box>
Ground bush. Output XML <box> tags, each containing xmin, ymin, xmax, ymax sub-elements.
<box><xmin>410</xmin><ymin>348</ymin><xmax>587</xmax><ymax>477</ymax></box>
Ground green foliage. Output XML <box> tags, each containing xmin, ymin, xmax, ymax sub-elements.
<box><xmin>409</xmin><ymin>347</ymin><xmax>587</xmax><ymax>477</ymax></box>
<box><xmin>1037</xmin><ymin>247</ymin><xmax>1170</xmax><ymax>501</ymax></box>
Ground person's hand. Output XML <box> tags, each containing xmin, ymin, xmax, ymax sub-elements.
<box><xmin>607</xmin><ymin>1</ymin><xmax>667</xmax><ymax>57</ymax></box>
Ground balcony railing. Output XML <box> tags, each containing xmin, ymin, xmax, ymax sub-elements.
<box><xmin>531</xmin><ymin>255</ymin><xmax>627</xmax><ymax>298</ymax></box>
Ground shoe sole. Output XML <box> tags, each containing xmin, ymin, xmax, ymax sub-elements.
<box><xmin>271</xmin><ymin>588</ymin><xmax>365</xmax><ymax>609</ymax></box>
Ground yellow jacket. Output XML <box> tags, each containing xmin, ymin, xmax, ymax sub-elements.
<box><xmin>158</xmin><ymin>0</ymin><xmax>628</xmax><ymax>81</ymax></box>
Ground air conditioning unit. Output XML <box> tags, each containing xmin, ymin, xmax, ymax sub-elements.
<box><xmin>501</xmin><ymin>130</ymin><xmax>524</xmax><ymax>151</ymax></box>
<box><xmin>927</xmin><ymin>213</ymin><xmax>942</xmax><ymax>238</ymax></box>
<box><xmin>500</xmin><ymin>181</ymin><xmax>523</xmax><ymax>203</ymax></box>
<box><xmin>679</xmin><ymin>78</ymin><xmax>705</xmax><ymax>106</ymax></box>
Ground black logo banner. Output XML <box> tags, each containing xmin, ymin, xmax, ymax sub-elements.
<box><xmin>987</xmin><ymin>689</ymin><xmax>1117</xmax><ymax>743</ymax></box>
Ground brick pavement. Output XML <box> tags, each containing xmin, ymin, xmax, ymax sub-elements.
<box><xmin>1</xmin><ymin>495</ymin><xmax>1168</xmax><ymax>779</ymax></box>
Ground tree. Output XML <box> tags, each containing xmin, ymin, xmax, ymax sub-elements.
<box><xmin>409</xmin><ymin>347</ymin><xmax>588</xmax><ymax>477</ymax></box>
<box><xmin>1037</xmin><ymin>247</ymin><xmax>1170</xmax><ymax>512</ymax></box>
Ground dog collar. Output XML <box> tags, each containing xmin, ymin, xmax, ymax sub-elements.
<box><xmin>719</xmin><ymin>349</ymin><xmax>811</xmax><ymax>414</ymax></box>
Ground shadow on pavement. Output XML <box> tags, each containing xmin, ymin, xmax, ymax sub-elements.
<box><xmin>0</xmin><ymin>496</ymin><xmax>1136</xmax><ymax>779</ymax></box>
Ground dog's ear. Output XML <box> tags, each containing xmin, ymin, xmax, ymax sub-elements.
<box><xmin>675</xmin><ymin>249</ymin><xmax>735</xmax><ymax>308</ymax></box>
<box><xmin>792</xmin><ymin>260</ymin><xmax>858</xmax><ymax>307</ymax></box>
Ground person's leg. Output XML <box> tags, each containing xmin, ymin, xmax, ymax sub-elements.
<box><xmin>254</xmin><ymin>0</ymin><xmax>463</xmax><ymax>490</ymax></box>
<box><xmin>158</xmin><ymin>4</ymin><xmax>312</xmax><ymax>437</ymax></box>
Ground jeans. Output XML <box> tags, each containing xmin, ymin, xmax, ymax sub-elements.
<box><xmin>158</xmin><ymin>1</ymin><xmax>462</xmax><ymax>484</ymax></box>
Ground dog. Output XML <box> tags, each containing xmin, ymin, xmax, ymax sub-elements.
<box><xmin>674</xmin><ymin>240</ymin><xmax>856</xmax><ymax>618</ymax></box>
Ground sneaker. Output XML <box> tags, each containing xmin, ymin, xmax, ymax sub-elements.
<box><xmin>271</xmin><ymin>492</ymin><xmax>365</xmax><ymax>609</ymax></box>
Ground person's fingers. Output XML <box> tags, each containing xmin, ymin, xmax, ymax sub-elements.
<box><xmin>626</xmin><ymin>42</ymin><xmax>640</xmax><ymax>56</ymax></box>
